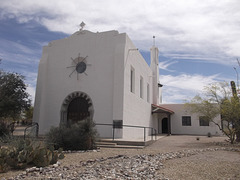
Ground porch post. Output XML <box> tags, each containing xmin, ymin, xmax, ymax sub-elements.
<box><xmin>168</xmin><ymin>113</ymin><xmax>171</xmax><ymax>135</ymax></box>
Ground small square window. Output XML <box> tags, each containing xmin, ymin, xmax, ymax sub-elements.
<box><xmin>199</xmin><ymin>116</ymin><xmax>209</xmax><ymax>126</ymax></box>
<box><xmin>113</xmin><ymin>120</ymin><xmax>123</xmax><ymax>129</ymax></box>
<box><xmin>182</xmin><ymin>116</ymin><xmax>191</xmax><ymax>126</ymax></box>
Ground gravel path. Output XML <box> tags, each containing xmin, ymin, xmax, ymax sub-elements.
<box><xmin>1</xmin><ymin>135</ymin><xmax>240</xmax><ymax>179</ymax></box>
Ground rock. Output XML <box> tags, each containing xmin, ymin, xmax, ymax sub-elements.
<box><xmin>53</xmin><ymin>163</ymin><xmax>59</xmax><ymax>168</ymax></box>
<box><xmin>10</xmin><ymin>147</ymin><xmax>240</xmax><ymax>180</ymax></box>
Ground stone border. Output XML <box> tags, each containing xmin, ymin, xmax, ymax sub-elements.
<box><xmin>7</xmin><ymin>147</ymin><xmax>240</xmax><ymax>180</ymax></box>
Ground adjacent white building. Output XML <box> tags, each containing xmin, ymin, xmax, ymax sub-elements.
<box><xmin>33</xmin><ymin>29</ymin><xmax>222</xmax><ymax>140</ymax></box>
<box><xmin>156</xmin><ymin>104</ymin><xmax>222</xmax><ymax>136</ymax></box>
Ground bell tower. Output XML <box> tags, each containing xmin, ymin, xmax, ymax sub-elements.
<box><xmin>150</xmin><ymin>45</ymin><xmax>160</xmax><ymax>105</ymax></box>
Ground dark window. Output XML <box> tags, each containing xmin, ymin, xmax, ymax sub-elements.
<box><xmin>147</xmin><ymin>83</ymin><xmax>150</xmax><ymax>102</ymax></box>
<box><xmin>140</xmin><ymin>76</ymin><xmax>143</xmax><ymax>98</ymax></box>
<box><xmin>199</xmin><ymin>116</ymin><xmax>209</xmax><ymax>126</ymax></box>
<box><xmin>113</xmin><ymin>120</ymin><xmax>123</xmax><ymax>129</ymax></box>
<box><xmin>182</xmin><ymin>116</ymin><xmax>191</xmax><ymax>126</ymax></box>
<box><xmin>130</xmin><ymin>67</ymin><xmax>135</xmax><ymax>93</ymax></box>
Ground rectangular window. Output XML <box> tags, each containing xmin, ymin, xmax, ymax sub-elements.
<box><xmin>199</xmin><ymin>116</ymin><xmax>209</xmax><ymax>126</ymax></box>
<box><xmin>140</xmin><ymin>76</ymin><xmax>143</xmax><ymax>99</ymax></box>
<box><xmin>147</xmin><ymin>83</ymin><xmax>150</xmax><ymax>102</ymax></box>
<box><xmin>130</xmin><ymin>67</ymin><xmax>135</xmax><ymax>93</ymax></box>
<box><xmin>113</xmin><ymin>120</ymin><xmax>123</xmax><ymax>129</ymax></box>
<box><xmin>182</xmin><ymin>116</ymin><xmax>191</xmax><ymax>126</ymax></box>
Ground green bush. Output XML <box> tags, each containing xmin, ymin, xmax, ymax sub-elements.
<box><xmin>46</xmin><ymin>119</ymin><xmax>98</xmax><ymax>151</ymax></box>
<box><xmin>0</xmin><ymin>137</ymin><xmax>64</xmax><ymax>173</ymax></box>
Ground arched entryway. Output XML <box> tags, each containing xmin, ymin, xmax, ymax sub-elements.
<box><xmin>162</xmin><ymin>118</ymin><xmax>169</xmax><ymax>134</ymax></box>
<box><xmin>60</xmin><ymin>92</ymin><xmax>94</xmax><ymax>124</ymax></box>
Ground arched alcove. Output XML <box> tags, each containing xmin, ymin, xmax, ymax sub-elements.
<box><xmin>60</xmin><ymin>92</ymin><xmax>94</xmax><ymax>124</ymax></box>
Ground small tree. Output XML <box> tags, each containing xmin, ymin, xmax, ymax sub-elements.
<box><xmin>186</xmin><ymin>82</ymin><xmax>240</xmax><ymax>144</ymax></box>
<box><xmin>220</xmin><ymin>96</ymin><xmax>240</xmax><ymax>143</ymax></box>
<box><xmin>0</xmin><ymin>68</ymin><xmax>31</xmax><ymax>136</ymax></box>
<box><xmin>0</xmin><ymin>71</ymin><xmax>31</xmax><ymax>121</ymax></box>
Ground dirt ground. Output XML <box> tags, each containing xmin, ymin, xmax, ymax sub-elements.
<box><xmin>1</xmin><ymin>135</ymin><xmax>240</xmax><ymax>179</ymax></box>
<box><xmin>159</xmin><ymin>150</ymin><xmax>240</xmax><ymax>180</ymax></box>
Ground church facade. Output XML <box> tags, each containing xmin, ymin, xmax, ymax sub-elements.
<box><xmin>33</xmin><ymin>29</ymin><xmax>222</xmax><ymax>139</ymax></box>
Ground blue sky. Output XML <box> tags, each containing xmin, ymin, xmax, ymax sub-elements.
<box><xmin>0</xmin><ymin>0</ymin><xmax>240</xmax><ymax>104</ymax></box>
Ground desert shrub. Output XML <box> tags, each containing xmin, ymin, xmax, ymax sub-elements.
<box><xmin>0</xmin><ymin>121</ymin><xmax>10</xmax><ymax>137</ymax></box>
<box><xmin>46</xmin><ymin>119</ymin><xmax>98</xmax><ymax>151</ymax></box>
<box><xmin>0</xmin><ymin>137</ymin><xmax>64</xmax><ymax>173</ymax></box>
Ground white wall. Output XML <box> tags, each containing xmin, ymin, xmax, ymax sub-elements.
<box><xmin>33</xmin><ymin>30</ymin><xmax>126</xmax><ymax>137</ymax></box>
<box><xmin>122</xmin><ymin>35</ymin><xmax>154</xmax><ymax>139</ymax></box>
<box><xmin>160</xmin><ymin>104</ymin><xmax>222</xmax><ymax>136</ymax></box>
<box><xmin>35</xmin><ymin>29</ymin><xmax>221</xmax><ymax>139</ymax></box>
<box><xmin>34</xmin><ymin>29</ymin><xmax>160</xmax><ymax>140</ymax></box>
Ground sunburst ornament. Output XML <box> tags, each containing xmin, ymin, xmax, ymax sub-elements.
<box><xmin>67</xmin><ymin>53</ymin><xmax>91</xmax><ymax>80</ymax></box>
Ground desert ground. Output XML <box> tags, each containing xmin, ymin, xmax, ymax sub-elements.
<box><xmin>1</xmin><ymin>135</ymin><xmax>240</xmax><ymax>179</ymax></box>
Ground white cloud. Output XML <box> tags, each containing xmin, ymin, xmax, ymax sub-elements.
<box><xmin>160</xmin><ymin>73</ymin><xmax>220</xmax><ymax>103</ymax></box>
<box><xmin>0</xmin><ymin>38</ymin><xmax>41</xmax><ymax>67</ymax></box>
<box><xmin>159</xmin><ymin>60</ymin><xmax>177</xmax><ymax>71</ymax></box>
<box><xmin>161</xmin><ymin>88</ymin><xmax>190</xmax><ymax>104</ymax></box>
<box><xmin>24</xmin><ymin>72</ymin><xmax>38</xmax><ymax>105</ymax></box>
<box><xmin>1</xmin><ymin>0</ymin><xmax>240</xmax><ymax>104</ymax></box>
<box><xmin>26</xmin><ymin>85</ymin><xmax>35</xmax><ymax>105</ymax></box>
<box><xmin>0</xmin><ymin>39</ymin><xmax>35</xmax><ymax>55</ymax></box>
<box><xmin>0</xmin><ymin>0</ymin><xmax>239</xmax><ymax>65</ymax></box>
<box><xmin>161</xmin><ymin>74</ymin><xmax>219</xmax><ymax>91</ymax></box>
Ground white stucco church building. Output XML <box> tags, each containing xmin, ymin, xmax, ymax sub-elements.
<box><xmin>33</xmin><ymin>28</ymin><xmax>222</xmax><ymax>140</ymax></box>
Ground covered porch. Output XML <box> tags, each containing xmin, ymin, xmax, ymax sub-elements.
<box><xmin>152</xmin><ymin>104</ymin><xmax>174</xmax><ymax>135</ymax></box>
